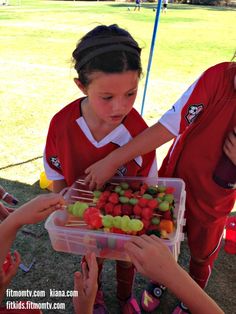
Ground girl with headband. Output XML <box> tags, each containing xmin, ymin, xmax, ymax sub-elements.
<box><xmin>44</xmin><ymin>24</ymin><xmax>157</xmax><ymax>314</ymax></box>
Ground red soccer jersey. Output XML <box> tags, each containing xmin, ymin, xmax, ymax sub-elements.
<box><xmin>159</xmin><ymin>62</ymin><xmax>236</xmax><ymax>225</ymax></box>
<box><xmin>44</xmin><ymin>98</ymin><xmax>157</xmax><ymax>186</ymax></box>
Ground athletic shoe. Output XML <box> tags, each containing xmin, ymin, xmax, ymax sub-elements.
<box><xmin>140</xmin><ymin>282</ymin><xmax>166</xmax><ymax>312</ymax></box>
<box><xmin>93</xmin><ymin>290</ymin><xmax>109</xmax><ymax>314</ymax></box>
<box><xmin>119</xmin><ymin>295</ymin><xmax>141</xmax><ymax>314</ymax></box>
<box><xmin>172</xmin><ymin>302</ymin><xmax>191</xmax><ymax>314</ymax></box>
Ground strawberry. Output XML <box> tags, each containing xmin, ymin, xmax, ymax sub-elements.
<box><xmin>90</xmin><ymin>214</ymin><xmax>103</xmax><ymax>229</ymax></box>
<box><xmin>141</xmin><ymin>218</ymin><xmax>151</xmax><ymax>230</ymax></box>
<box><xmin>96</xmin><ymin>200</ymin><xmax>106</xmax><ymax>209</ymax></box>
<box><xmin>165</xmin><ymin>186</ymin><xmax>175</xmax><ymax>194</ymax></box>
<box><xmin>138</xmin><ymin>198</ymin><xmax>149</xmax><ymax>207</ymax></box>
<box><xmin>147</xmin><ymin>199</ymin><xmax>158</xmax><ymax>209</ymax></box>
<box><xmin>124</xmin><ymin>190</ymin><xmax>133</xmax><ymax>198</ymax></box>
<box><xmin>133</xmin><ymin>204</ymin><xmax>142</xmax><ymax>216</ymax></box>
<box><xmin>129</xmin><ymin>181</ymin><xmax>141</xmax><ymax>191</ymax></box>
<box><xmin>121</xmin><ymin>204</ymin><xmax>133</xmax><ymax>216</ymax></box>
<box><xmin>83</xmin><ymin>207</ymin><xmax>100</xmax><ymax>223</ymax></box>
<box><xmin>141</xmin><ymin>207</ymin><xmax>153</xmax><ymax>220</ymax></box>
<box><xmin>104</xmin><ymin>202</ymin><xmax>114</xmax><ymax>215</ymax></box>
<box><xmin>111</xmin><ymin>227</ymin><xmax>126</xmax><ymax>234</ymax></box>
<box><xmin>113</xmin><ymin>204</ymin><xmax>122</xmax><ymax>216</ymax></box>
<box><xmin>140</xmin><ymin>183</ymin><xmax>148</xmax><ymax>195</ymax></box>
<box><xmin>163</xmin><ymin>210</ymin><xmax>172</xmax><ymax>220</ymax></box>
<box><xmin>108</xmin><ymin>193</ymin><xmax>119</xmax><ymax>204</ymax></box>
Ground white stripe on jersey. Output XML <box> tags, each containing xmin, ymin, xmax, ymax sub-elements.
<box><xmin>76</xmin><ymin>116</ymin><xmax>143</xmax><ymax>166</ymax></box>
<box><xmin>159</xmin><ymin>79</ymin><xmax>199</xmax><ymax>136</ymax></box>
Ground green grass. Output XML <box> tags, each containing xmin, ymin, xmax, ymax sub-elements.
<box><xmin>0</xmin><ymin>1</ymin><xmax>235</xmax><ymax>179</ymax></box>
<box><xmin>0</xmin><ymin>2</ymin><xmax>236</xmax><ymax>313</ymax></box>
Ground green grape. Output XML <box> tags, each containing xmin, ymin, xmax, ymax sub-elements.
<box><xmin>159</xmin><ymin>201</ymin><xmax>170</xmax><ymax>212</ymax></box>
<box><xmin>129</xmin><ymin>198</ymin><xmax>138</xmax><ymax>205</ymax></box>
<box><xmin>158</xmin><ymin>185</ymin><xmax>166</xmax><ymax>193</ymax></box>
<box><xmin>67</xmin><ymin>204</ymin><xmax>74</xmax><ymax>214</ymax></box>
<box><xmin>151</xmin><ymin>217</ymin><xmax>160</xmax><ymax>225</ymax></box>
<box><xmin>113</xmin><ymin>216</ymin><xmax>122</xmax><ymax>228</ymax></box>
<box><xmin>93</xmin><ymin>190</ymin><xmax>102</xmax><ymax>198</ymax></box>
<box><xmin>120</xmin><ymin>182</ymin><xmax>129</xmax><ymax>190</ymax></box>
<box><xmin>129</xmin><ymin>219</ymin><xmax>143</xmax><ymax>231</ymax></box>
<box><xmin>71</xmin><ymin>201</ymin><xmax>89</xmax><ymax>217</ymax></box>
<box><xmin>164</xmin><ymin>194</ymin><xmax>174</xmax><ymax>204</ymax></box>
<box><xmin>142</xmin><ymin>194</ymin><xmax>153</xmax><ymax>200</ymax></box>
<box><xmin>114</xmin><ymin>186</ymin><xmax>122</xmax><ymax>193</ymax></box>
<box><xmin>121</xmin><ymin>215</ymin><xmax>131</xmax><ymax>232</ymax></box>
<box><xmin>102</xmin><ymin>215</ymin><xmax>114</xmax><ymax>228</ymax></box>
<box><xmin>119</xmin><ymin>196</ymin><xmax>129</xmax><ymax>204</ymax></box>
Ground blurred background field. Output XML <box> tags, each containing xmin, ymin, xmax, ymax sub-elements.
<box><xmin>0</xmin><ymin>1</ymin><xmax>235</xmax><ymax>313</ymax></box>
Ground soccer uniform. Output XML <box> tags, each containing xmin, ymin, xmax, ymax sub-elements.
<box><xmin>159</xmin><ymin>62</ymin><xmax>236</xmax><ymax>288</ymax></box>
<box><xmin>44</xmin><ymin>97</ymin><xmax>157</xmax><ymax>186</ymax></box>
<box><xmin>44</xmin><ymin>97</ymin><xmax>157</xmax><ymax>309</ymax></box>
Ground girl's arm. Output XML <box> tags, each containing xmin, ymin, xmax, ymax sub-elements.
<box><xmin>125</xmin><ymin>235</ymin><xmax>224</xmax><ymax>314</ymax></box>
<box><xmin>73</xmin><ymin>253</ymin><xmax>98</xmax><ymax>314</ymax></box>
<box><xmin>0</xmin><ymin>193</ymin><xmax>65</xmax><ymax>269</ymax></box>
<box><xmin>85</xmin><ymin>122</ymin><xmax>175</xmax><ymax>189</ymax></box>
<box><xmin>52</xmin><ymin>179</ymin><xmax>68</xmax><ymax>193</ymax></box>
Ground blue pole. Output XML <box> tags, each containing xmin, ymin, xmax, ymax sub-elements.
<box><xmin>141</xmin><ymin>0</ymin><xmax>163</xmax><ymax>116</ymax></box>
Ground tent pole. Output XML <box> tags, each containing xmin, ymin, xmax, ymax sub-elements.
<box><xmin>141</xmin><ymin>0</ymin><xmax>163</xmax><ymax>116</ymax></box>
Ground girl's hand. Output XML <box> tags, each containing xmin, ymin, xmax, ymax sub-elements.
<box><xmin>73</xmin><ymin>252</ymin><xmax>98</xmax><ymax>314</ymax></box>
<box><xmin>84</xmin><ymin>157</ymin><xmax>117</xmax><ymax>190</ymax></box>
<box><xmin>0</xmin><ymin>251</ymin><xmax>21</xmax><ymax>303</ymax></box>
<box><xmin>125</xmin><ymin>235</ymin><xmax>179</xmax><ymax>287</ymax></box>
<box><xmin>224</xmin><ymin>127</ymin><xmax>236</xmax><ymax>166</ymax></box>
<box><xmin>12</xmin><ymin>193</ymin><xmax>65</xmax><ymax>227</ymax></box>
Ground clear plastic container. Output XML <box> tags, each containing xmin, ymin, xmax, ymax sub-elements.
<box><xmin>45</xmin><ymin>177</ymin><xmax>186</xmax><ymax>261</ymax></box>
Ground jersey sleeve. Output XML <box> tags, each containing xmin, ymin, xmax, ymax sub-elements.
<box><xmin>159</xmin><ymin>79</ymin><xmax>198</xmax><ymax>136</ymax></box>
<box><xmin>44</xmin><ymin>116</ymin><xmax>64</xmax><ymax>180</ymax></box>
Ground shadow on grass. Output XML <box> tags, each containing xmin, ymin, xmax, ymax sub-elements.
<box><xmin>0</xmin><ymin>177</ymin><xmax>43</xmax><ymax>205</ymax></box>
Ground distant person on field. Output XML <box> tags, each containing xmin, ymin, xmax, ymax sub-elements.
<box><xmin>134</xmin><ymin>0</ymin><xmax>141</xmax><ymax>11</ymax></box>
<box><xmin>162</xmin><ymin>0</ymin><xmax>168</xmax><ymax>14</ymax></box>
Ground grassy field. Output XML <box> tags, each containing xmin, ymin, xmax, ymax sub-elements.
<box><xmin>0</xmin><ymin>1</ymin><xmax>236</xmax><ymax>313</ymax></box>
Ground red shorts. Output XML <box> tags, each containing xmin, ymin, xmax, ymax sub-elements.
<box><xmin>186</xmin><ymin>215</ymin><xmax>226</xmax><ymax>262</ymax></box>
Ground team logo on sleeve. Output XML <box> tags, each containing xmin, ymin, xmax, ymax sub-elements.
<box><xmin>50</xmin><ymin>156</ymin><xmax>61</xmax><ymax>169</ymax></box>
<box><xmin>116</xmin><ymin>166</ymin><xmax>127</xmax><ymax>176</ymax></box>
<box><xmin>185</xmin><ymin>104</ymin><xmax>204</xmax><ymax>124</ymax></box>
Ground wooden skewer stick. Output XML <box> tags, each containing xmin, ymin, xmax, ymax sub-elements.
<box><xmin>65</xmin><ymin>223</ymin><xmax>87</xmax><ymax>227</ymax></box>
<box><xmin>71</xmin><ymin>195</ymin><xmax>93</xmax><ymax>201</ymax></box>
<box><xmin>75</xmin><ymin>179</ymin><xmax>87</xmax><ymax>185</ymax></box>
<box><xmin>72</xmin><ymin>188</ymin><xmax>93</xmax><ymax>194</ymax></box>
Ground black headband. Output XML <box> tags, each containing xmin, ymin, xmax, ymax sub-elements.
<box><xmin>74</xmin><ymin>36</ymin><xmax>141</xmax><ymax>71</ymax></box>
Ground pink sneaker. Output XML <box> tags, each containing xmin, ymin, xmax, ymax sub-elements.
<box><xmin>93</xmin><ymin>290</ymin><xmax>109</xmax><ymax>314</ymax></box>
<box><xmin>119</xmin><ymin>296</ymin><xmax>141</xmax><ymax>314</ymax></box>
<box><xmin>141</xmin><ymin>282</ymin><xmax>166</xmax><ymax>312</ymax></box>
<box><xmin>172</xmin><ymin>302</ymin><xmax>191</xmax><ymax>314</ymax></box>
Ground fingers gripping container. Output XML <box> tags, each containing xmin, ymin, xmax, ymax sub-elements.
<box><xmin>45</xmin><ymin>177</ymin><xmax>186</xmax><ymax>261</ymax></box>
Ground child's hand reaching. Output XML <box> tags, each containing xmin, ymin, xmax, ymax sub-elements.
<box><xmin>73</xmin><ymin>252</ymin><xmax>98</xmax><ymax>314</ymax></box>
<box><xmin>224</xmin><ymin>126</ymin><xmax>236</xmax><ymax>166</ymax></box>
<box><xmin>0</xmin><ymin>251</ymin><xmax>21</xmax><ymax>303</ymax></box>
<box><xmin>85</xmin><ymin>155</ymin><xmax>117</xmax><ymax>190</ymax></box>
<box><xmin>125</xmin><ymin>234</ymin><xmax>179</xmax><ymax>287</ymax></box>
<box><xmin>12</xmin><ymin>193</ymin><xmax>65</xmax><ymax>227</ymax></box>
